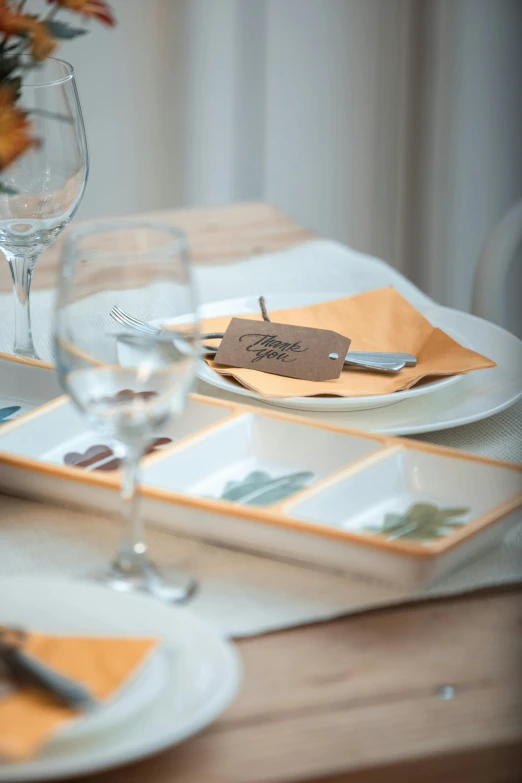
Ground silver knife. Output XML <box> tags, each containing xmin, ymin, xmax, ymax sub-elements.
<box><xmin>0</xmin><ymin>627</ymin><xmax>97</xmax><ymax>710</ymax></box>
<box><xmin>116</xmin><ymin>333</ymin><xmax>416</xmax><ymax>373</ymax></box>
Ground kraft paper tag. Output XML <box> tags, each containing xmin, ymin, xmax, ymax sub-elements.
<box><xmin>214</xmin><ymin>318</ymin><xmax>351</xmax><ymax>381</ymax></box>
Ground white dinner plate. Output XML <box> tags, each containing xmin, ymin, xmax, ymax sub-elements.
<box><xmin>0</xmin><ymin>578</ymin><xmax>241</xmax><ymax>782</ymax></box>
<box><xmin>123</xmin><ymin>292</ymin><xmax>465</xmax><ymax>413</ymax></box>
<box><xmin>199</xmin><ymin>304</ymin><xmax>522</xmax><ymax>435</ymax></box>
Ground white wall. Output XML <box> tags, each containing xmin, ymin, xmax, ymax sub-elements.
<box><xmin>59</xmin><ymin>0</ymin><xmax>184</xmax><ymax>220</ymax></box>
<box><xmin>264</xmin><ymin>0</ymin><xmax>413</xmax><ymax>271</ymax></box>
<box><xmin>178</xmin><ymin>0</ymin><xmax>414</xmax><ymax>271</ymax></box>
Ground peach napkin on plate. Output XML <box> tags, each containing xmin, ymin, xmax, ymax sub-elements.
<box><xmin>198</xmin><ymin>287</ymin><xmax>496</xmax><ymax>398</ymax></box>
<box><xmin>0</xmin><ymin>631</ymin><xmax>158</xmax><ymax>761</ymax></box>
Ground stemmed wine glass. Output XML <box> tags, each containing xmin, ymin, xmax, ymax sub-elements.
<box><xmin>54</xmin><ymin>221</ymin><xmax>200</xmax><ymax>602</ymax></box>
<box><xmin>0</xmin><ymin>57</ymin><xmax>88</xmax><ymax>360</ymax></box>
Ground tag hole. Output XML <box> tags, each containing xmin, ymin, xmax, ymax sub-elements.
<box><xmin>329</xmin><ymin>352</ymin><xmax>339</xmax><ymax>360</ymax></box>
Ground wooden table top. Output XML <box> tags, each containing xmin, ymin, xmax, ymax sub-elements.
<box><xmin>0</xmin><ymin>201</ymin><xmax>314</xmax><ymax>292</ymax></box>
<box><xmin>2</xmin><ymin>203</ymin><xmax>521</xmax><ymax>782</ymax></box>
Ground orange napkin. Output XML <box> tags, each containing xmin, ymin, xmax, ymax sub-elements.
<box><xmin>0</xmin><ymin>632</ymin><xmax>158</xmax><ymax>761</ymax></box>
<box><xmin>197</xmin><ymin>287</ymin><xmax>496</xmax><ymax>398</ymax></box>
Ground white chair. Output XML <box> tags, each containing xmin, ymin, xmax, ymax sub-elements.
<box><xmin>472</xmin><ymin>200</ymin><xmax>522</xmax><ymax>338</ymax></box>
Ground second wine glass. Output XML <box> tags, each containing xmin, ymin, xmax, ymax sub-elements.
<box><xmin>0</xmin><ymin>57</ymin><xmax>88</xmax><ymax>360</ymax></box>
<box><xmin>54</xmin><ymin>221</ymin><xmax>200</xmax><ymax>603</ymax></box>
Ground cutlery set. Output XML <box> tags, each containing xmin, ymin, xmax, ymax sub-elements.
<box><xmin>110</xmin><ymin>305</ymin><xmax>418</xmax><ymax>373</ymax></box>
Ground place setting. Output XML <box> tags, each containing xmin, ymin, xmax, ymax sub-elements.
<box><xmin>185</xmin><ymin>246</ymin><xmax>522</xmax><ymax>435</ymax></box>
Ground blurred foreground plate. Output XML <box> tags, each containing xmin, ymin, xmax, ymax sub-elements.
<box><xmin>0</xmin><ymin>577</ymin><xmax>241</xmax><ymax>782</ymax></box>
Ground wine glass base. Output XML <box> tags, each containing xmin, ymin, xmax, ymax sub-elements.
<box><xmin>14</xmin><ymin>347</ymin><xmax>41</xmax><ymax>361</ymax></box>
<box><xmin>89</xmin><ymin>559</ymin><xmax>198</xmax><ymax>604</ymax></box>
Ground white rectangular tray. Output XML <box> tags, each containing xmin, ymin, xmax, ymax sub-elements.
<box><xmin>0</xmin><ymin>356</ymin><xmax>520</xmax><ymax>588</ymax></box>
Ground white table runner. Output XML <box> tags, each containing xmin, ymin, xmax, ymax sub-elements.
<box><xmin>1</xmin><ymin>495</ymin><xmax>520</xmax><ymax>639</ymax></box>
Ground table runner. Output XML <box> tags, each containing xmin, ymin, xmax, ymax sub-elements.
<box><xmin>1</xmin><ymin>495</ymin><xmax>520</xmax><ymax>639</ymax></box>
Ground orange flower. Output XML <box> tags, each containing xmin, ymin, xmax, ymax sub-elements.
<box><xmin>47</xmin><ymin>0</ymin><xmax>115</xmax><ymax>26</ymax></box>
<box><xmin>0</xmin><ymin>86</ymin><xmax>35</xmax><ymax>170</ymax></box>
<box><xmin>28</xmin><ymin>22</ymin><xmax>56</xmax><ymax>60</ymax></box>
<box><xmin>0</xmin><ymin>7</ymin><xmax>57</xmax><ymax>61</ymax></box>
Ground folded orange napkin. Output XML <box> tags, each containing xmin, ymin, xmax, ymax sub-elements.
<box><xmin>0</xmin><ymin>632</ymin><xmax>158</xmax><ymax>761</ymax></box>
<box><xmin>198</xmin><ymin>287</ymin><xmax>496</xmax><ymax>398</ymax></box>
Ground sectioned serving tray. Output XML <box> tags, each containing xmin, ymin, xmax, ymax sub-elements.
<box><xmin>0</xmin><ymin>355</ymin><xmax>520</xmax><ymax>588</ymax></box>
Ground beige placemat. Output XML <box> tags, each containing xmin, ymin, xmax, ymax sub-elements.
<box><xmin>1</xmin><ymin>496</ymin><xmax>520</xmax><ymax>639</ymax></box>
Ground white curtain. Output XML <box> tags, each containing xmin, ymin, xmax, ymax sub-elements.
<box><xmin>67</xmin><ymin>0</ymin><xmax>522</xmax><ymax>313</ymax></box>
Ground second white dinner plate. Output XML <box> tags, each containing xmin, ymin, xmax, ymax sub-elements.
<box><xmin>0</xmin><ymin>578</ymin><xmax>241</xmax><ymax>782</ymax></box>
<box><xmin>197</xmin><ymin>304</ymin><xmax>522</xmax><ymax>435</ymax></box>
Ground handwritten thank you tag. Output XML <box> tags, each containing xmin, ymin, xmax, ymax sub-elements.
<box><xmin>214</xmin><ymin>318</ymin><xmax>351</xmax><ymax>381</ymax></box>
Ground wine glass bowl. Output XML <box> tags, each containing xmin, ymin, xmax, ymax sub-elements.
<box><xmin>54</xmin><ymin>221</ymin><xmax>200</xmax><ymax>603</ymax></box>
<box><xmin>0</xmin><ymin>57</ymin><xmax>88</xmax><ymax>359</ymax></box>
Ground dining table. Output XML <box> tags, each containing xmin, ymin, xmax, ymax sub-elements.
<box><xmin>0</xmin><ymin>202</ymin><xmax>521</xmax><ymax>783</ymax></box>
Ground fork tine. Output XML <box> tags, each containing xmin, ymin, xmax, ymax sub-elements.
<box><xmin>111</xmin><ymin>307</ymin><xmax>146</xmax><ymax>328</ymax></box>
<box><xmin>111</xmin><ymin>305</ymin><xmax>137</xmax><ymax>323</ymax></box>
<box><xmin>110</xmin><ymin>306</ymin><xmax>158</xmax><ymax>335</ymax></box>
<box><xmin>110</xmin><ymin>306</ymin><xmax>137</xmax><ymax>326</ymax></box>
<box><xmin>110</xmin><ymin>306</ymin><xmax>225</xmax><ymax>342</ymax></box>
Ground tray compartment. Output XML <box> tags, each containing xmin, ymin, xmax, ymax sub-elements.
<box><xmin>0</xmin><ymin>356</ymin><xmax>61</xmax><ymax>424</ymax></box>
<box><xmin>0</xmin><ymin>396</ymin><xmax>234</xmax><ymax>472</ymax></box>
<box><xmin>142</xmin><ymin>412</ymin><xmax>384</xmax><ymax>506</ymax></box>
<box><xmin>288</xmin><ymin>447</ymin><xmax>522</xmax><ymax>545</ymax></box>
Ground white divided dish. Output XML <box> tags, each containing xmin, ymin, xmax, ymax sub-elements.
<box><xmin>0</xmin><ymin>578</ymin><xmax>241</xmax><ymax>782</ymax></box>
<box><xmin>0</xmin><ymin>390</ymin><xmax>520</xmax><ymax>589</ymax></box>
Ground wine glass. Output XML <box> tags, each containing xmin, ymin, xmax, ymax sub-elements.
<box><xmin>0</xmin><ymin>57</ymin><xmax>88</xmax><ymax>360</ymax></box>
<box><xmin>54</xmin><ymin>221</ymin><xmax>200</xmax><ymax>602</ymax></box>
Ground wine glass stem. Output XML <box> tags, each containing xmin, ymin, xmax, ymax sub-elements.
<box><xmin>114</xmin><ymin>447</ymin><xmax>149</xmax><ymax>576</ymax></box>
<box><xmin>5</xmin><ymin>252</ymin><xmax>38</xmax><ymax>359</ymax></box>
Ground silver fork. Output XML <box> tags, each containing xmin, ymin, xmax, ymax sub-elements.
<box><xmin>110</xmin><ymin>306</ymin><xmax>416</xmax><ymax>373</ymax></box>
<box><xmin>111</xmin><ymin>306</ymin><xmax>224</xmax><ymax>342</ymax></box>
